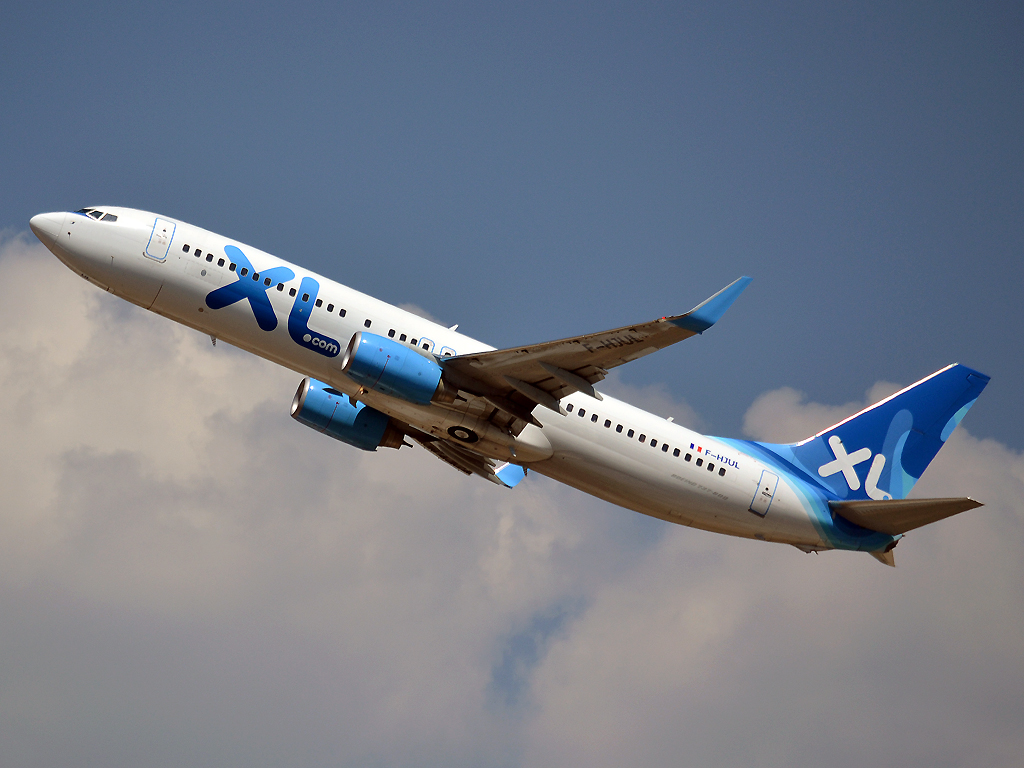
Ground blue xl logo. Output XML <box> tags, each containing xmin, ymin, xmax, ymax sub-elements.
<box><xmin>288</xmin><ymin>276</ymin><xmax>341</xmax><ymax>357</ymax></box>
<box><xmin>205</xmin><ymin>245</ymin><xmax>295</xmax><ymax>331</ymax></box>
<box><xmin>205</xmin><ymin>247</ymin><xmax>341</xmax><ymax>358</ymax></box>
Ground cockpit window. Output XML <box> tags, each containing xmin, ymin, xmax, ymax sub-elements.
<box><xmin>75</xmin><ymin>207</ymin><xmax>116</xmax><ymax>221</ymax></box>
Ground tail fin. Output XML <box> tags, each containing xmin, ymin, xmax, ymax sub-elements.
<box><xmin>756</xmin><ymin>364</ymin><xmax>989</xmax><ymax>501</ymax></box>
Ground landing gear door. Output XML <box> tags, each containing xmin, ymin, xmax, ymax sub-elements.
<box><xmin>145</xmin><ymin>217</ymin><xmax>176</xmax><ymax>261</ymax></box>
<box><xmin>749</xmin><ymin>470</ymin><xmax>779</xmax><ymax>517</ymax></box>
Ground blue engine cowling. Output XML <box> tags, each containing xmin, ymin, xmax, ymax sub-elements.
<box><xmin>290</xmin><ymin>377</ymin><xmax>405</xmax><ymax>451</ymax></box>
<box><xmin>341</xmin><ymin>331</ymin><xmax>451</xmax><ymax>405</ymax></box>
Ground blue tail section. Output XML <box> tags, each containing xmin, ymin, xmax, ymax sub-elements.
<box><xmin>744</xmin><ymin>364</ymin><xmax>989</xmax><ymax>501</ymax></box>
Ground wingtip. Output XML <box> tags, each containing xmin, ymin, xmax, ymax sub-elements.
<box><xmin>672</xmin><ymin>276</ymin><xmax>753</xmax><ymax>333</ymax></box>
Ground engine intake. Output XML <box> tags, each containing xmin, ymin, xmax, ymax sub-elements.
<box><xmin>290</xmin><ymin>377</ymin><xmax>404</xmax><ymax>451</ymax></box>
<box><xmin>341</xmin><ymin>332</ymin><xmax>455</xmax><ymax>404</ymax></box>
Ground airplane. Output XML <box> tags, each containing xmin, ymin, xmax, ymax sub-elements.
<box><xmin>29</xmin><ymin>206</ymin><xmax>990</xmax><ymax>566</ymax></box>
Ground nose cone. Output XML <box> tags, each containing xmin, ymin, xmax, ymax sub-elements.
<box><xmin>30</xmin><ymin>212</ymin><xmax>64</xmax><ymax>247</ymax></box>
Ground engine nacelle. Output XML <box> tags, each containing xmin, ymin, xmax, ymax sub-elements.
<box><xmin>341</xmin><ymin>331</ymin><xmax>454</xmax><ymax>405</ymax></box>
<box><xmin>290</xmin><ymin>377</ymin><xmax>405</xmax><ymax>451</ymax></box>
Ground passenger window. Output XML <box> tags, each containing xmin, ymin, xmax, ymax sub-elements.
<box><xmin>218</xmin><ymin>258</ymin><xmax>225</xmax><ymax>267</ymax></box>
<box><xmin>662</xmin><ymin>444</ymin><xmax>669</xmax><ymax>452</ymax></box>
<box><xmin>196</xmin><ymin>250</ymin><xmax>203</xmax><ymax>258</ymax></box>
<box><xmin>365</xmin><ymin>319</ymin><xmax>372</xmax><ymax>328</ymax></box>
<box><xmin>616</xmin><ymin>425</ymin><xmax>623</xmax><ymax>433</ymax></box>
<box><xmin>240</xmin><ymin>267</ymin><xmax>248</xmax><ymax>276</ymax></box>
<box><xmin>400</xmin><ymin>334</ymin><xmax>407</xmax><ymax>341</ymax></box>
<box><xmin>604</xmin><ymin>419</ymin><xmax>611</xmax><ymax>428</ymax></box>
<box><xmin>719</xmin><ymin>467</ymin><xmax>726</xmax><ymax>476</ymax></box>
<box><xmin>264</xmin><ymin>278</ymin><xmax>271</xmax><ymax>286</ymax></box>
<box><xmin>696</xmin><ymin>458</ymin><xmax>703</xmax><ymax>467</ymax></box>
<box><xmin>229</xmin><ymin>263</ymin><xmax>236</xmax><ymax>271</ymax></box>
<box><xmin>685</xmin><ymin>453</ymin><xmax>692</xmax><ymax>462</ymax></box>
<box><xmin>627</xmin><ymin>429</ymin><xmax>634</xmax><ymax>438</ymax></box>
<box><xmin>183</xmin><ymin>244</ymin><xmax>190</xmax><ymax>253</ymax></box>
<box><xmin>650</xmin><ymin>439</ymin><xmax>657</xmax><ymax>447</ymax></box>
<box><xmin>708</xmin><ymin>463</ymin><xmax>715</xmax><ymax>472</ymax></box>
<box><xmin>339</xmin><ymin>309</ymin><xmax>346</xmax><ymax>317</ymax></box>
<box><xmin>327</xmin><ymin>304</ymin><xmax>334</xmax><ymax>312</ymax></box>
<box><xmin>591</xmin><ymin>414</ymin><xmax>598</xmax><ymax>423</ymax></box>
<box><xmin>673</xmin><ymin>448</ymin><xmax>680</xmax><ymax>457</ymax></box>
<box><xmin>289</xmin><ymin>288</ymin><xmax>296</xmax><ymax>297</ymax></box>
<box><xmin>388</xmin><ymin>329</ymin><xmax>396</xmax><ymax>338</ymax></box>
<box><xmin>253</xmin><ymin>272</ymin><xmax>260</xmax><ymax>281</ymax></box>
<box><xmin>578</xmin><ymin>409</ymin><xmax>586</xmax><ymax>418</ymax></box>
<box><xmin>206</xmin><ymin>254</ymin><xmax>213</xmax><ymax>262</ymax></box>
<box><xmin>315</xmin><ymin>299</ymin><xmax>323</xmax><ymax>308</ymax></box>
<box><xmin>277</xmin><ymin>284</ymin><xmax>284</xmax><ymax>291</ymax></box>
<box><xmin>411</xmin><ymin>338</ymin><xmax>417</xmax><ymax>345</ymax></box>
<box><xmin>301</xmin><ymin>293</ymin><xmax>309</xmax><ymax>302</ymax></box>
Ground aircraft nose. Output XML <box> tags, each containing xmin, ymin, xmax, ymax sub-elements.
<box><xmin>30</xmin><ymin>212</ymin><xmax>63</xmax><ymax>247</ymax></box>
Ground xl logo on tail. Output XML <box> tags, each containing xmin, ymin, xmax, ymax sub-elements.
<box><xmin>818</xmin><ymin>435</ymin><xmax>891</xmax><ymax>500</ymax></box>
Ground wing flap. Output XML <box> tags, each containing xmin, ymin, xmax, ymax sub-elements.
<box><xmin>830</xmin><ymin>497</ymin><xmax>983</xmax><ymax>535</ymax></box>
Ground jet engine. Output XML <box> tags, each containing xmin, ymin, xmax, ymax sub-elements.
<box><xmin>341</xmin><ymin>332</ymin><xmax>456</xmax><ymax>405</ymax></box>
<box><xmin>291</xmin><ymin>377</ymin><xmax>405</xmax><ymax>451</ymax></box>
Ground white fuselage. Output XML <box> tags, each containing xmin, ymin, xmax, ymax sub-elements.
<box><xmin>32</xmin><ymin>207</ymin><xmax>834</xmax><ymax>551</ymax></box>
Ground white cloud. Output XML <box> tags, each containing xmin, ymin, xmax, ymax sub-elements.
<box><xmin>1</xmin><ymin>235</ymin><xmax>1022</xmax><ymax>767</ymax></box>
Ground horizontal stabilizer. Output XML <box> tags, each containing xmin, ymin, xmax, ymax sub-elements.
<box><xmin>830</xmin><ymin>497</ymin><xmax>982</xmax><ymax>535</ymax></box>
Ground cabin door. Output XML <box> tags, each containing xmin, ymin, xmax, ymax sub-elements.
<box><xmin>145</xmin><ymin>217</ymin><xmax>176</xmax><ymax>261</ymax></box>
<box><xmin>749</xmin><ymin>470</ymin><xmax>779</xmax><ymax>517</ymax></box>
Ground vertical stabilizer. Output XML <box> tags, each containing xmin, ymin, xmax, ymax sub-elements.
<box><xmin>749</xmin><ymin>364</ymin><xmax>989</xmax><ymax>501</ymax></box>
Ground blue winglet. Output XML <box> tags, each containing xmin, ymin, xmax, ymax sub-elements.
<box><xmin>671</xmin><ymin>276</ymin><xmax>752</xmax><ymax>333</ymax></box>
<box><xmin>494</xmin><ymin>462</ymin><xmax>527</xmax><ymax>488</ymax></box>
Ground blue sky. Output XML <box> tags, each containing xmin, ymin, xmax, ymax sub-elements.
<box><xmin>1</xmin><ymin>3</ymin><xmax>1023</xmax><ymax>766</ymax></box>
<box><xmin>3</xmin><ymin>0</ymin><xmax>1021</xmax><ymax>444</ymax></box>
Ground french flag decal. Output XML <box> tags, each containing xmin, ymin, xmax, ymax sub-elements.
<box><xmin>690</xmin><ymin>443</ymin><xmax>703</xmax><ymax>453</ymax></box>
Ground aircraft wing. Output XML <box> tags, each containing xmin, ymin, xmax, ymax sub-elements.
<box><xmin>442</xmin><ymin>276</ymin><xmax>751</xmax><ymax>425</ymax></box>
<box><xmin>411</xmin><ymin>433</ymin><xmax>527</xmax><ymax>488</ymax></box>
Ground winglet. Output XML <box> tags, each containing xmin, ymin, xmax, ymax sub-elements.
<box><xmin>671</xmin><ymin>276</ymin><xmax>752</xmax><ymax>333</ymax></box>
<box><xmin>494</xmin><ymin>462</ymin><xmax>528</xmax><ymax>488</ymax></box>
